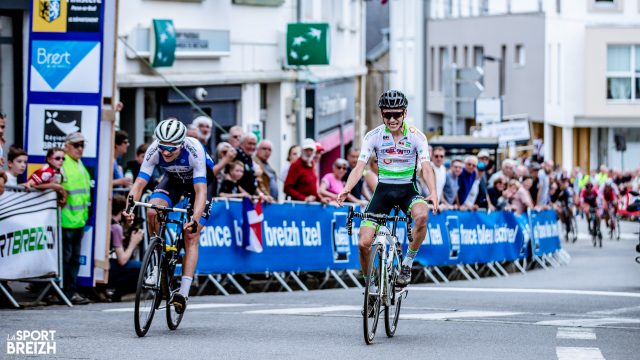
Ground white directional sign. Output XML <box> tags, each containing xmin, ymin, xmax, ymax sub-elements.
<box><xmin>476</xmin><ymin>98</ymin><xmax>502</xmax><ymax>124</ymax></box>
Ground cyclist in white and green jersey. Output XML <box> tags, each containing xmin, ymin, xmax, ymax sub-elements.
<box><xmin>337</xmin><ymin>90</ymin><xmax>438</xmax><ymax>287</ymax></box>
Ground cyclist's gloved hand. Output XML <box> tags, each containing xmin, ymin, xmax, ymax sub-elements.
<box><xmin>183</xmin><ymin>217</ymin><xmax>198</xmax><ymax>234</ymax></box>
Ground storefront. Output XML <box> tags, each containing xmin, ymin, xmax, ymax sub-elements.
<box><xmin>305</xmin><ymin>78</ymin><xmax>357</xmax><ymax>175</ymax></box>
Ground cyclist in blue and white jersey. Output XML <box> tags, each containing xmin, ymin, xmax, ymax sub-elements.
<box><xmin>337</xmin><ymin>90</ymin><xmax>438</xmax><ymax>288</ymax></box>
<box><xmin>126</xmin><ymin>118</ymin><xmax>212</xmax><ymax>314</ymax></box>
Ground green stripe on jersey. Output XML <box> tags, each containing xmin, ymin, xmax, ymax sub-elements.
<box><xmin>378</xmin><ymin>167</ymin><xmax>415</xmax><ymax>178</ymax></box>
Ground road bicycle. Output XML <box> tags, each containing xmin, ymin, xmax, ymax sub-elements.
<box><xmin>347</xmin><ymin>205</ymin><xmax>412</xmax><ymax>345</ymax></box>
<box><xmin>126</xmin><ymin>195</ymin><xmax>196</xmax><ymax>337</ymax></box>
<box><xmin>604</xmin><ymin>202</ymin><xmax>620</xmax><ymax>241</ymax></box>
<box><xmin>560</xmin><ymin>204</ymin><xmax>577</xmax><ymax>243</ymax></box>
<box><xmin>587</xmin><ymin>207</ymin><xmax>602</xmax><ymax>248</ymax></box>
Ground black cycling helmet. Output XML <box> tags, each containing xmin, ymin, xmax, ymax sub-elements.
<box><xmin>378</xmin><ymin>90</ymin><xmax>408</xmax><ymax>109</ymax></box>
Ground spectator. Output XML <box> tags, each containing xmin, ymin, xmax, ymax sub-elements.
<box><xmin>431</xmin><ymin>146</ymin><xmax>447</xmax><ymax>203</ymax></box>
<box><xmin>6</xmin><ymin>147</ymin><xmax>29</xmax><ymax>188</ymax></box>
<box><xmin>442</xmin><ymin>159</ymin><xmax>463</xmax><ymax>207</ymax></box>
<box><xmin>537</xmin><ymin>160</ymin><xmax>553</xmax><ymax>206</ymax></box>
<box><xmin>228</xmin><ymin>125</ymin><xmax>243</xmax><ymax>149</ymax></box>
<box><xmin>112</xmin><ymin>131</ymin><xmax>132</xmax><ymax>188</ymax></box>
<box><xmin>281</xmin><ymin>145</ymin><xmax>301</xmax><ymax>182</ymax></box>
<box><xmin>343</xmin><ymin>147</ymin><xmax>369</xmax><ymax>201</ymax></box>
<box><xmin>234</xmin><ymin>133</ymin><xmax>260</xmax><ymax>195</ymax></box>
<box><xmin>0</xmin><ymin>169</ymin><xmax>6</xmax><ymax>196</ymax></box>
<box><xmin>108</xmin><ymin>195</ymin><xmax>143</xmax><ymax>302</ymax></box>
<box><xmin>532</xmin><ymin>135</ymin><xmax>544</xmax><ymax>163</ymax></box>
<box><xmin>489</xmin><ymin>159</ymin><xmax>516</xmax><ymax>187</ymax></box>
<box><xmin>505</xmin><ymin>179</ymin><xmax>534</xmax><ymax>215</ymax></box>
<box><xmin>213</xmin><ymin>142</ymin><xmax>236</xmax><ymax>193</ymax></box>
<box><xmin>192</xmin><ymin>116</ymin><xmax>213</xmax><ymax>146</ymax></box>
<box><xmin>219</xmin><ymin>161</ymin><xmax>251</xmax><ymax>198</ymax></box>
<box><xmin>126</xmin><ymin>143</ymin><xmax>163</xmax><ymax>194</ymax></box>
<box><xmin>314</xmin><ymin>142</ymin><xmax>325</xmax><ymax>176</ymax></box>
<box><xmin>320</xmin><ymin>158</ymin><xmax>365</xmax><ymax>205</ymax></box>
<box><xmin>284</xmin><ymin>138</ymin><xmax>329</xmax><ymax>203</ymax></box>
<box><xmin>60</xmin><ymin>132</ymin><xmax>92</xmax><ymax>305</ymax></box>
<box><xmin>27</xmin><ymin>147</ymin><xmax>66</xmax><ymax>205</ymax></box>
<box><xmin>253</xmin><ymin>140</ymin><xmax>278</xmax><ymax>201</ymax></box>
<box><xmin>487</xmin><ymin>176</ymin><xmax>505</xmax><ymax>210</ymax></box>
<box><xmin>458</xmin><ymin>155</ymin><xmax>478</xmax><ymax>204</ymax></box>
<box><xmin>473</xmin><ymin>161</ymin><xmax>490</xmax><ymax>209</ymax></box>
<box><xmin>0</xmin><ymin>112</ymin><xmax>5</xmax><ymax>166</ymax></box>
<box><xmin>596</xmin><ymin>165</ymin><xmax>609</xmax><ymax>186</ymax></box>
<box><xmin>528</xmin><ymin>162</ymin><xmax>541</xmax><ymax>205</ymax></box>
<box><xmin>477</xmin><ymin>150</ymin><xmax>494</xmax><ymax>180</ymax></box>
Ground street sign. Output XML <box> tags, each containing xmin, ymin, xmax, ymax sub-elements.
<box><xmin>150</xmin><ymin>19</ymin><xmax>176</xmax><ymax>67</ymax></box>
<box><xmin>457</xmin><ymin>81</ymin><xmax>484</xmax><ymax>98</ymax></box>
<box><xmin>443</xmin><ymin>65</ymin><xmax>485</xmax><ymax>135</ymax></box>
<box><xmin>479</xmin><ymin>119</ymin><xmax>530</xmax><ymax>143</ymax></box>
<box><xmin>457</xmin><ymin>66</ymin><xmax>483</xmax><ymax>82</ymax></box>
<box><xmin>286</xmin><ymin>23</ymin><xmax>330</xmax><ymax>66</ymax></box>
<box><xmin>476</xmin><ymin>98</ymin><xmax>502</xmax><ymax>124</ymax></box>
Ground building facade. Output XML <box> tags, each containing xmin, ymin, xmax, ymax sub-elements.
<box><xmin>422</xmin><ymin>0</ymin><xmax>640</xmax><ymax>171</ymax></box>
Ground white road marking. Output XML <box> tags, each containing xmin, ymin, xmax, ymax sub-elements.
<box><xmin>556</xmin><ymin>327</ymin><xmax>596</xmax><ymax>340</ymax></box>
<box><xmin>400</xmin><ymin>310</ymin><xmax>522</xmax><ymax>321</ymax></box>
<box><xmin>538</xmin><ymin>317</ymin><xmax>640</xmax><ymax>327</ymax></box>
<box><xmin>102</xmin><ymin>303</ymin><xmax>255</xmax><ymax>312</ymax></box>
<box><xmin>556</xmin><ymin>347</ymin><xmax>604</xmax><ymax>360</ymax></box>
<box><xmin>244</xmin><ymin>305</ymin><xmax>361</xmax><ymax>315</ymax></box>
<box><xmin>410</xmin><ymin>286</ymin><xmax>640</xmax><ymax>298</ymax></box>
<box><xmin>588</xmin><ymin>305</ymin><xmax>640</xmax><ymax>316</ymax></box>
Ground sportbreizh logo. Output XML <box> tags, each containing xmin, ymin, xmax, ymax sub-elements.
<box><xmin>43</xmin><ymin>109</ymin><xmax>81</xmax><ymax>150</ymax></box>
<box><xmin>6</xmin><ymin>330</ymin><xmax>57</xmax><ymax>355</ymax></box>
<box><xmin>39</xmin><ymin>0</ymin><xmax>61</xmax><ymax>23</ymax></box>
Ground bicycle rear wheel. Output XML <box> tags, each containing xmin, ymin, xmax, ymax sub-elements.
<box><xmin>364</xmin><ymin>243</ymin><xmax>383</xmax><ymax>345</ymax></box>
<box><xmin>385</xmin><ymin>245</ymin><xmax>403</xmax><ymax>337</ymax></box>
<box><xmin>569</xmin><ymin>217</ymin><xmax>578</xmax><ymax>243</ymax></box>
<box><xmin>166</xmin><ymin>252</ymin><xmax>184</xmax><ymax>330</ymax></box>
<box><xmin>134</xmin><ymin>237</ymin><xmax>163</xmax><ymax>337</ymax></box>
<box><xmin>614</xmin><ymin>217</ymin><xmax>620</xmax><ymax>241</ymax></box>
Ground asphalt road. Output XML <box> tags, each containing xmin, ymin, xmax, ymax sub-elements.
<box><xmin>2</xmin><ymin>219</ymin><xmax>639</xmax><ymax>360</ymax></box>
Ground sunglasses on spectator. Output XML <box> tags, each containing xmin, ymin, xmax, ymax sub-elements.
<box><xmin>159</xmin><ymin>144</ymin><xmax>180</xmax><ymax>153</ymax></box>
<box><xmin>71</xmin><ymin>142</ymin><xmax>85</xmax><ymax>149</ymax></box>
<box><xmin>336</xmin><ymin>166</ymin><xmax>347</xmax><ymax>170</ymax></box>
<box><xmin>51</xmin><ymin>156</ymin><xmax>64</xmax><ymax>161</ymax></box>
<box><xmin>382</xmin><ymin>111</ymin><xmax>404</xmax><ymax>120</ymax></box>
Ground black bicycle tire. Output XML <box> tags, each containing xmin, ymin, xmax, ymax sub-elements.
<box><xmin>570</xmin><ymin>217</ymin><xmax>578</xmax><ymax>242</ymax></box>
<box><xmin>134</xmin><ymin>238</ymin><xmax>162</xmax><ymax>337</ymax></box>
<box><xmin>166</xmin><ymin>256</ymin><xmax>184</xmax><ymax>330</ymax></box>
<box><xmin>364</xmin><ymin>244</ymin><xmax>382</xmax><ymax>345</ymax></box>
<box><xmin>385</xmin><ymin>246</ymin><xmax>403</xmax><ymax>337</ymax></box>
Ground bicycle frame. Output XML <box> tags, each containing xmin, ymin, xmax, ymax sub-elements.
<box><xmin>372</xmin><ymin>225</ymin><xmax>407</xmax><ymax>306</ymax></box>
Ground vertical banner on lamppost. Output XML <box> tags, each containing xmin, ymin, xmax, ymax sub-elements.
<box><xmin>25</xmin><ymin>0</ymin><xmax>105</xmax><ymax>287</ymax></box>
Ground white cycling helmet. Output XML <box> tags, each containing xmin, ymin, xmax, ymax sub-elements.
<box><xmin>155</xmin><ymin>118</ymin><xmax>187</xmax><ymax>145</ymax></box>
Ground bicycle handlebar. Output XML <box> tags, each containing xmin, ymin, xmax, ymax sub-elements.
<box><xmin>126</xmin><ymin>195</ymin><xmax>198</xmax><ymax>233</ymax></box>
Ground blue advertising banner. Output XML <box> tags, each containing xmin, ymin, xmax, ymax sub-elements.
<box><xmin>168</xmin><ymin>200</ymin><xmax>561</xmax><ymax>275</ymax></box>
<box><xmin>25</xmin><ymin>0</ymin><xmax>105</xmax><ymax>287</ymax></box>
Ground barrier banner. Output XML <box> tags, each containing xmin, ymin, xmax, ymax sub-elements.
<box><xmin>168</xmin><ymin>200</ymin><xmax>560</xmax><ymax>274</ymax></box>
<box><xmin>0</xmin><ymin>190</ymin><xmax>59</xmax><ymax>280</ymax></box>
<box><xmin>528</xmin><ymin>210</ymin><xmax>562</xmax><ymax>256</ymax></box>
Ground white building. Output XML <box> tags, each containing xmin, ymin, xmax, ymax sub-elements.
<box><xmin>115</xmin><ymin>0</ymin><xmax>367</xmax><ymax>178</ymax></box>
<box><xmin>394</xmin><ymin>0</ymin><xmax>640</xmax><ymax>171</ymax></box>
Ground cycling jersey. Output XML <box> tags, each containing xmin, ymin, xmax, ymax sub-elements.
<box><xmin>580</xmin><ymin>188</ymin><xmax>600</xmax><ymax>208</ymax></box>
<box><xmin>599</xmin><ymin>184</ymin><xmax>619</xmax><ymax>202</ymax></box>
<box><xmin>359</xmin><ymin>122</ymin><xmax>430</xmax><ymax>184</ymax></box>
<box><xmin>139</xmin><ymin>137</ymin><xmax>207</xmax><ymax>185</ymax></box>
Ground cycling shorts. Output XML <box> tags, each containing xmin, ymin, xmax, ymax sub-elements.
<box><xmin>149</xmin><ymin>169</ymin><xmax>215</xmax><ymax>224</ymax></box>
<box><xmin>362</xmin><ymin>182</ymin><xmax>425</xmax><ymax>228</ymax></box>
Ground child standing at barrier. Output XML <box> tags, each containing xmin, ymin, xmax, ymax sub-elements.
<box><xmin>6</xmin><ymin>147</ymin><xmax>29</xmax><ymax>188</ymax></box>
<box><xmin>27</xmin><ymin>148</ymin><xmax>67</xmax><ymax>205</ymax></box>
<box><xmin>219</xmin><ymin>160</ymin><xmax>251</xmax><ymax>199</ymax></box>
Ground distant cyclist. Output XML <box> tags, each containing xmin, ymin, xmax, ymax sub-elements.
<box><xmin>337</xmin><ymin>90</ymin><xmax>438</xmax><ymax>289</ymax></box>
<box><xmin>599</xmin><ymin>179</ymin><xmax>619</xmax><ymax>234</ymax></box>
<box><xmin>126</xmin><ymin>118</ymin><xmax>212</xmax><ymax>314</ymax></box>
<box><xmin>580</xmin><ymin>182</ymin><xmax>602</xmax><ymax>238</ymax></box>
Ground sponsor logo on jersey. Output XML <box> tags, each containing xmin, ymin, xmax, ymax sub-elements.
<box><xmin>382</xmin><ymin>135</ymin><xmax>390</xmax><ymax>140</ymax></box>
<box><xmin>185</xmin><ymin>142</ymin><xmax>198</xmax><ymax>158</ymax></box>
<box><xmin>381</xmin><ymin>141</ymin><xmax>394</xmax><ymax>147</ymax></box>
<box><xmin>383</xmin><ymin>158</ymin><xmax>392</xmax><ymax>165</ymax></box>
<box><xmin>384</xmin><ymin>148</ymin><xmax>412</xmax><ymax>155</ymax></box>
<box><xmin>409</xmin><ymin>126</ymin><xmax>417</xmax><ymax>133</ymax></box>
<box><xmin>146</xmin><ymin>146</ymin><xmax>158</xmax><ymax>161</ymax></box>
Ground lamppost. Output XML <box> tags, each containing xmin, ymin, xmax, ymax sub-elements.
<box><xmin>483</xmin><ymin>55</ymin><xmax>503</xmax><ymax>97</ymax></box>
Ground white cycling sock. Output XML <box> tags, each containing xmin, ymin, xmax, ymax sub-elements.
<box><xmin>402</xmin><ymin>249</ymin><xmax>418</xmax><ymax>267</ymax></box>
<box><xmin>179</xmin><ymin>276</ymin><xmax>192</xmax><ymax>297</ymax></box>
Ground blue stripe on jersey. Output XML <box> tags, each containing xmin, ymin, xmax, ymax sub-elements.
<box><xmin>138</xmin><ymin>171</ymin><xmax>151</xmax><ymax>181</ymax></box>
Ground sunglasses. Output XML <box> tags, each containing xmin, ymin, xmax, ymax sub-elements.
<box><xmin>382</xmin><ymin>111</ymin><xmax>404</xmax><ymax>120</ymax></box>
<box><xmin>433</xmin><ymin>154</ymin><xmax>444</xmax><ymax>158</ymax></box>
<box><xmin>159</xmin><ymin>144</ymin><xmax>180</xmax><ymax>153</ymax></box>
<box><xmin>336</xmin><ymin>166</ymin><xmax>347</xmax><ymax>170</ymax></box>
<box><xmin>51</xmin><ymin>156</ymin><xmax>64</xmax><ymax>161</ymax></box>
<box><xmin>71</xmin><ymin>142</ymin><xmax>85</xmax><ymax>149</ymax></box>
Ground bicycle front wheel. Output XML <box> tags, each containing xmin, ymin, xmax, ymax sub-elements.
<box><xmin>134</xmin><ymin>237</ymin><xmax>162</xmax><ymax>337</ymax></box>
<box><xmin>385</xmin><ymin>246</ymin><xmax>403</xmax><ymax>337</ymax></box>
<box><xmin>166</xmin><ymin>253</ymin><xmax>184</xmax><ymax>330</ymax></box>
<box><xmin>364</xmin><ymin>243</ymin><xmax>383</xmax><ymax>345</ymax></box>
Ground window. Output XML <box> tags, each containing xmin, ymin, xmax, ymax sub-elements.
<box><xmin>473</xmin><ymin>46</ymin><xmax>484</xmax><ymax>67</ymax></box>
<box><xmin>590</xmin><ymin>0</ymin><xmax>622</xmax><ymax>12</ymax></box>
<box><xmin>606</xmin><ymin>45</ymin><xmax>640</xmax><ymax>101</ymax></box>
<box><xmin>452</xmin><ymin>46</ymin><xmax>458</xmax><ymax>66</ymax></box>
<box><xmin>463</xmin><ymin>46</ymin><xmax>469</xmax><ymax>67</ymax></box>
<box><xmin>438</xmin><ymin>47</ymin><xmax>449</xmax><ymax>91</ymax></box>
<box><xmin>515</xmin><ymin>44</ymin><xmax>525</xmax><ymax>66</ymax></box>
